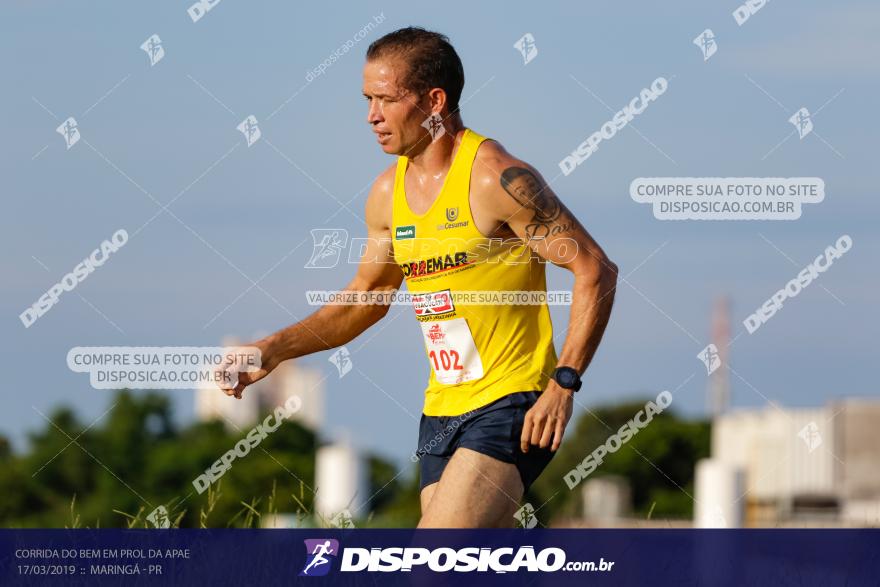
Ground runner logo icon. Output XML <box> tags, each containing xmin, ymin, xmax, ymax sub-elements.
<box><xmin>300</xmin><ymin>538</ymin><xmax>339</xmax><ymax>577</ymax></box>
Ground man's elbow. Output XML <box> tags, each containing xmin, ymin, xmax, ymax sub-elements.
<box><xmin>575</xmin><ymin>255</ymin><xmax>618</xmax><ymax>291</ymax></box>
<box><xmin>603</xmin><ymin>259</ymin><xmax>619</xmax><ymax>284</ymax></box>
<box><xmin>372</xmin><ymin>302</ymin><xmax>392</xmax><ymax>321</ymax></box>
<box><xmin>363</xmin><ymin>287</ymin><xmax>395</xmax><ymax>322</ymax></box>
<box><xmin>597</xmin><ymin>258</ymin><xmax>618</xmax><ymax>294</ymax></box>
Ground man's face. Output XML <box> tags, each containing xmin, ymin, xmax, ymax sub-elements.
<box><xmin>362</xmin><ymin>58</ymin><xmax>431</xmax><ymax>155</ymax></box>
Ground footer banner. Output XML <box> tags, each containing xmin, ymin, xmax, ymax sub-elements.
<box><xmin>2</xmin><ymin>529</ymin><xmax>877</xmax><ymax>585</ymax></box>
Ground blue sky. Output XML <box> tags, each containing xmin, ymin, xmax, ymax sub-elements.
<box><xmin>2</xmin><ymin>1</ymin><xmax>877</xmax><ymax>468</ymax></box>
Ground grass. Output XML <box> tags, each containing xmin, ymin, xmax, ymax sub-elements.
<box><xmin>90</xmin><ymin>479</ymin><xmax>338</xmax><ymax>529</ymax></box>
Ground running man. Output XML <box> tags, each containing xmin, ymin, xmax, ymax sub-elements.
<box><xmin>302</xmin><ymin>540</ymin><xmax>334</xmax><ymax>575</ymax></box>
<box><xmin>218</xmin><ymin>27</ymin><xmax>617</xmax><ymax>528</ymax></box>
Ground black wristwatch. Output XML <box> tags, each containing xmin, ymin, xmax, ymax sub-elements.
<box><xmin>552</xmin><ymin>366</ymin><xmax>582</xmax><ymax>392</ymax></box>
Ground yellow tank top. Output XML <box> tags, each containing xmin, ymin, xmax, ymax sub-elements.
<box><xmin>392</xmin><ymin>128</ymin><xmax>558</xmax><ymax>416</ymax></box>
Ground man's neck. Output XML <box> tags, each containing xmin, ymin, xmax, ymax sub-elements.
<box><xmin>408</xmin><ymin>119</ymin><xmax>466</xmax><ymax>176</ymax></box>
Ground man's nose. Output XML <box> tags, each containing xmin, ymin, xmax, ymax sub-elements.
<box><xmin>367</xmin><ymin>101</ymin><xmax>383</xmax><ymax>124</ymax></box>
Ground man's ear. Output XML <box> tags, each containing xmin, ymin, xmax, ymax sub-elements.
<box><xmin>426</xmin><ymin>87</ymin><xmax>447</xmax><ymax>115</ymax></box>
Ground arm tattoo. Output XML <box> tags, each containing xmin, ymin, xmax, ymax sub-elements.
<box><xmin>500</xmin><ymin>166</ymin><xmax>574</xmax><ymax>240</ymax></box>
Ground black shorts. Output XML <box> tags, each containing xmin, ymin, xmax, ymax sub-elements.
<box><xmin>415</xmin><ymin>391</ymin><xmax>555</xmax><ymax>494</ymax></box>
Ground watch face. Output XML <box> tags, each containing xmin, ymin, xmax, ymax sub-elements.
<box><xmin>557</xmin><ymin>368</ymin><xmax>576</xmax><ymax>387</ymax></box>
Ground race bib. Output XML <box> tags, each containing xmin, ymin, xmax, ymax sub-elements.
<box><xmin>419</xmin><ymin>317</ymin><xmax>484</xmax><ymax>385</ymax></box>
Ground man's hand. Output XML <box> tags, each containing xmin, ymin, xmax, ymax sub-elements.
<box><xmin>520</xmin><ymin>382</ymin><xmax>574</xmax><ymax>453</ymax></box>
<box><xmin>215</xmin><ymin>339</ymin><xmax>279</xmax><ymax>400</ymax></box>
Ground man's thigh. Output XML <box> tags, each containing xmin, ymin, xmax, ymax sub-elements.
<box><xmin>417</xmin><ymin>447</ymin><xmax>524</xmax><ymax>528</ymax></box>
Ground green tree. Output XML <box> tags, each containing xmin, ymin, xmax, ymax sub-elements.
<box><xmin>529</xmin><ymin>396</ymin><xmax>710</xmax><ymax>524</ymax></box>
<box><xmin>0</xmin><ymin>390</ymin><xmax>415</xmax><ymax>528</ymax></box>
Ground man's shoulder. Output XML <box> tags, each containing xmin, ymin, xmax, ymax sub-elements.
<box><xmin>471</xmin><ymin>136</ymin><xmax>530</xmax><ymax>195</ymax></box>
<box><xmin>364</xmin><ymin>162</ymin><xmax>397</xmax><ymax>227</ymax></box>
<box><xmin>367</xmin><ymin>162</ymin><xmax>397</xmax><ymax>204</ymax></box>
<box><xmin>473</xmin><ymin>135</ymin><xmax>510</xmax><ymax>168</ymax></box>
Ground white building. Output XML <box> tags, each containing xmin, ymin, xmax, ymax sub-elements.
<box><xmin>702</xmin><ymin>398</ymin><xmax>880</xmax><ymax>526</ymax></box>
<box><xmin>582</xmin><ymin>475</ymin><xmax>631</xmax><ymax>522</ymax></box>
<box><xmin>314</xmin><ymin>439</ymin><xmax>367</xmax><ymax>525</ymax></box>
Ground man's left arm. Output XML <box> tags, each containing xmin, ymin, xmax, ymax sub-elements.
<box><xmin>479</xmin><ymin>150</ymin><xmax>618</xmax><ymax>453</ymax></box>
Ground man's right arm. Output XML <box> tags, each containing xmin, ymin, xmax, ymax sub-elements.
<box><xmin>220</xmin><ymin>166</ymin><xmax>402</xmax><ymax>397</ymax></box>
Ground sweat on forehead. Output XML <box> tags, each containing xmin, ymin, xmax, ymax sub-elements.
<box><xmin>364</xmin><ymin>60</ymin><xmax>412</xmax><ymax>96</ymax></box>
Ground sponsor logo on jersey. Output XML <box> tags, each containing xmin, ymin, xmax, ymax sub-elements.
<box><xmin>412</xmin><ymin>289</ymin><xmax>455</xmax><ymax>317</ymax></box>
<box><xmin>436</xmin><ymin>207</ymin><xmax>469</xmax><ymax>231</ymax></box>
<box><xmin>400</xmin><ymin>252</ymin><xmax>469</xmax><ymax>278</ymax></box>
<box><xmin>395</xmin><ymin>225</ymin><xmax>415</xmax><ymax>240</ymax></box>
<box><xmin>435</xmin><ymin>220</ymin><xmax>469</xmax><ymax>231</ymax></box>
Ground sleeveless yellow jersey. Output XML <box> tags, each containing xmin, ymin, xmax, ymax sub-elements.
<box><xmin>391</xmin><ymin>128</ymin><xmax>558</xmax><ymax>416</ymax></box>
